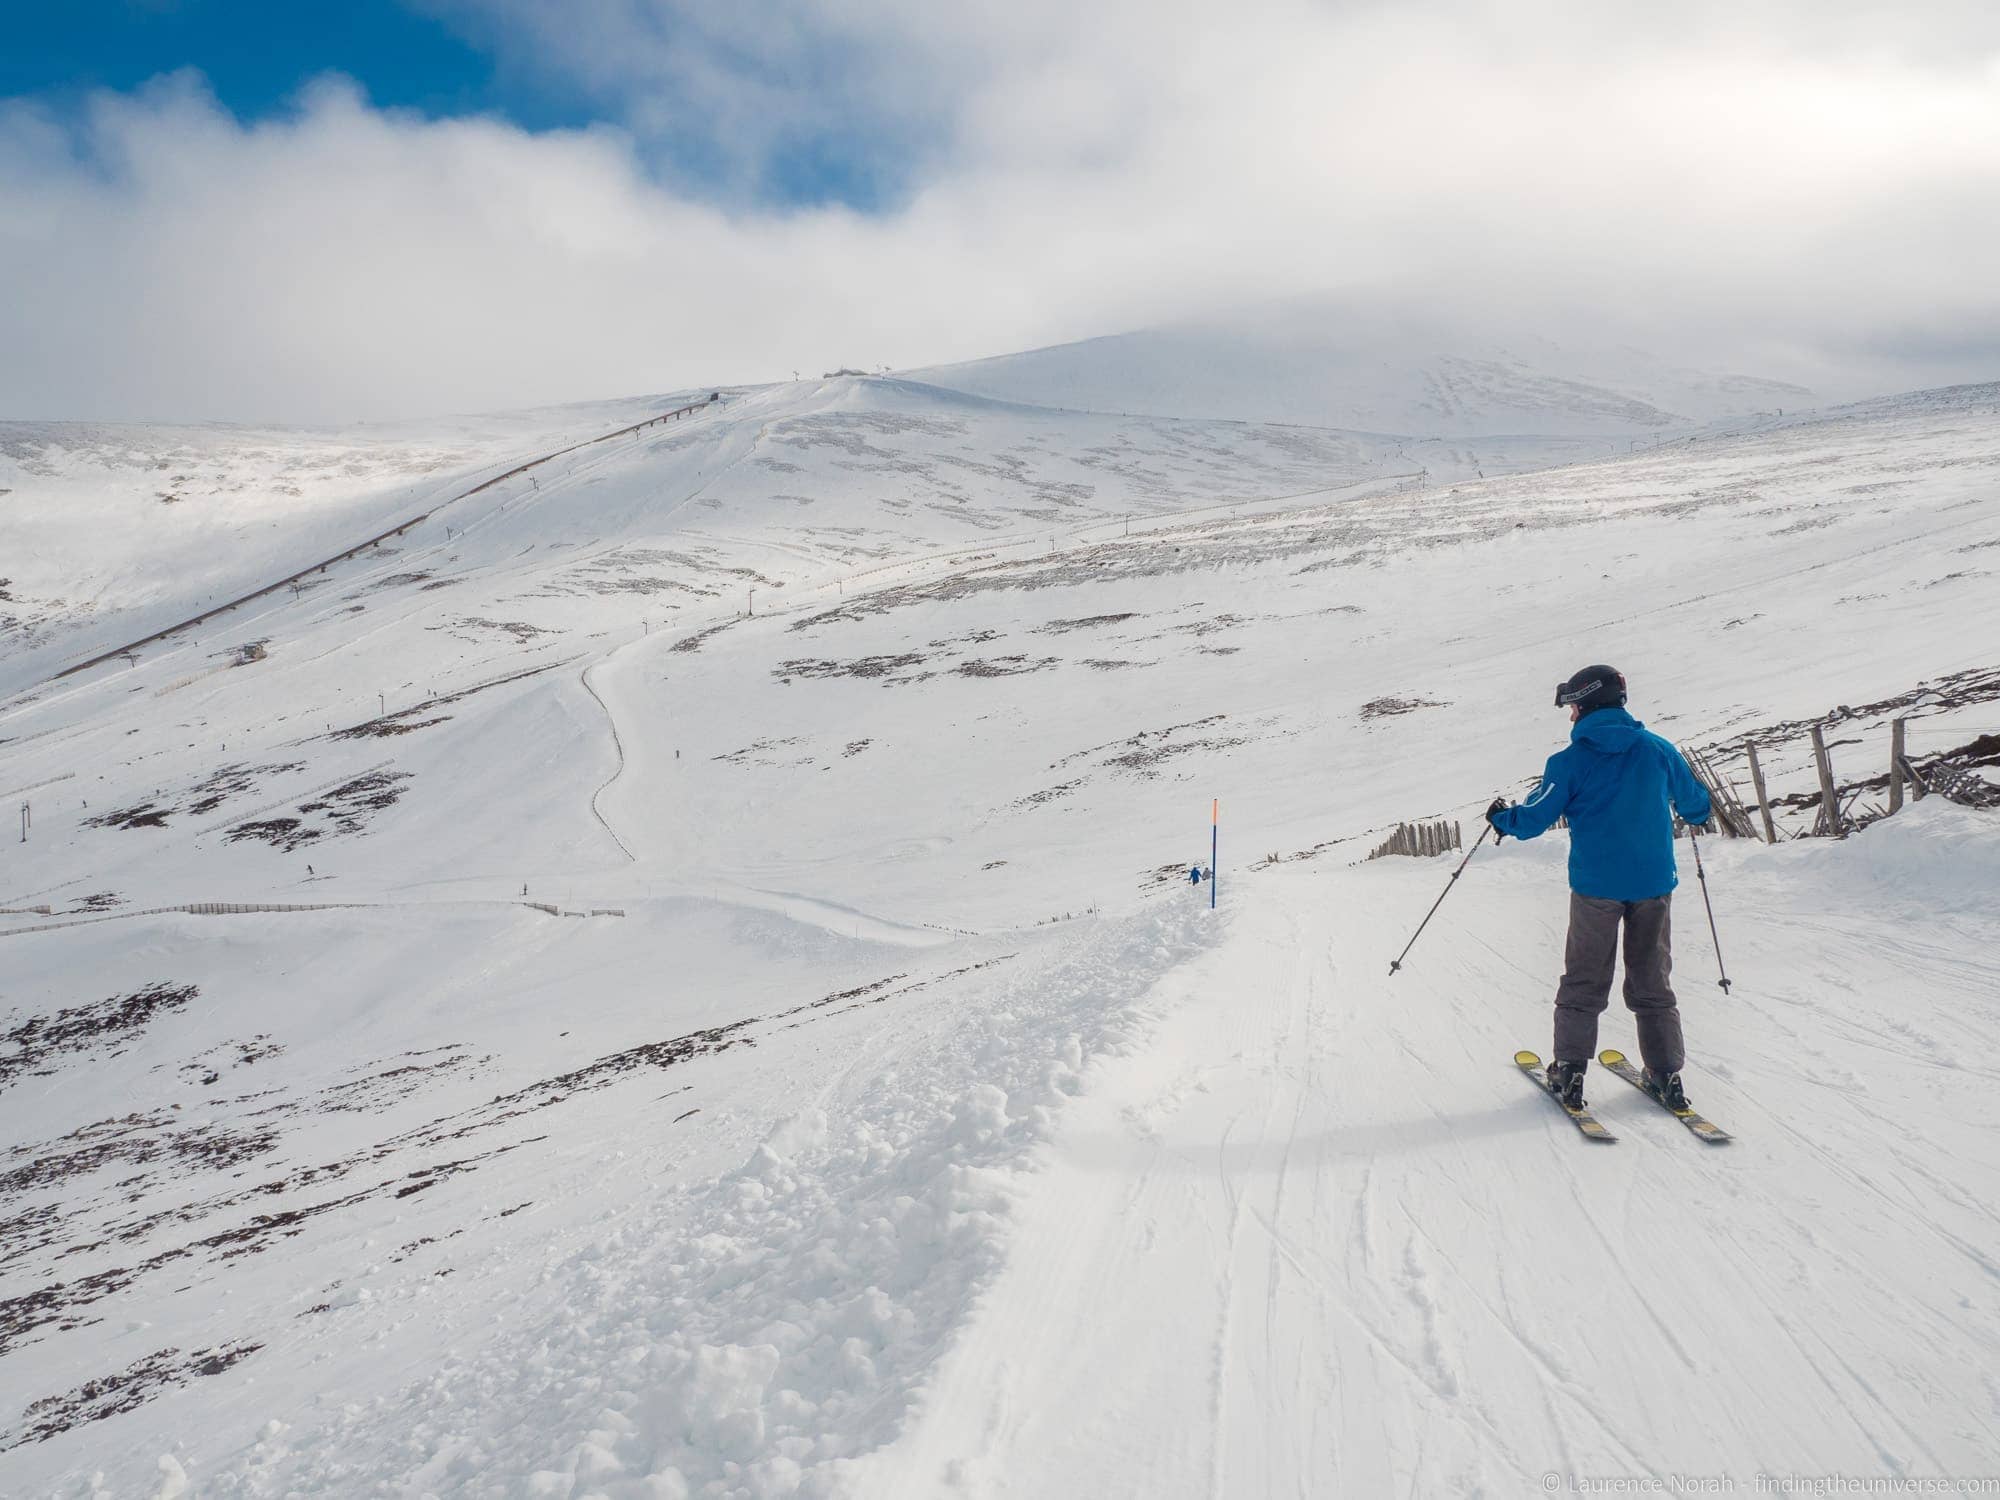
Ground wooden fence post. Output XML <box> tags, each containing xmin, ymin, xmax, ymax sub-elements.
<box><xmin>1810</xmin><ymin>724</ymin><xmax>1844</xmax><ymax>837</ymax></box>
<box><xmin>1888</xmin><ymin>718</ymin><xmax>1906</xmax><ymax>815</ymax></box>
<box><xmin>1745</xmin><ymin>743</ymin><xmax>1777</xmax><ymax>843</ymax></box>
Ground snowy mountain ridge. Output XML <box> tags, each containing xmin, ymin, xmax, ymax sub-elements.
<box><xmin>1</xmin><ymin>360</ymin><xmax>1998</xmax><ymax>1495</ymax></box>
<box><xmin>907</xmin><ymin>307</ymin><xmax>1821</xmax><ymax>438</ymax></box>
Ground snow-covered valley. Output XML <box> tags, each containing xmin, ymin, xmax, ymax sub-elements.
<box><xmin>2</xmin><ymin>367</ymin><xmax>1998</xmax><ymax>1496</ymax></box>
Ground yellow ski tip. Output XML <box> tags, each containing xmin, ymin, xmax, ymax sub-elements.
<box><xmin>1598</xmin><ymin>1049</ymin><xmax>1628</xmax><ymax>1067</ymax></box>
<box><xmin>1514</xmin><ymin>1050</ymin><xmax>1542</xmax><ymax>1067</ymax></box>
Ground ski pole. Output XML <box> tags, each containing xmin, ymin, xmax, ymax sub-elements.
<box><xmin>1686</xmin><ymin>826</ymin><xmax>1733</xmax><ymax>993</ymax></box>
<box><xmin>1388</xmin><ymin>819</ymin><xmax>1496</xmax><ymax>976</ymax></box>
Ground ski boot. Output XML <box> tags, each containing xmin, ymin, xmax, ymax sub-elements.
<box><xmin>1644</xmin><ymin>1069</ymin><xmax>1690</xmax><ymax>1111</ymax></box>
<box><xmin>1546</xmin><ymin>1059</ymin><xmax>1587</xmax><ymax>1110</ymax></box>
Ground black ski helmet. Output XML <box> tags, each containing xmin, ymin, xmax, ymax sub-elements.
<box><xmin>1555</xmin><ymin>664</ymin><xmax>1627</xmax><ymax>712</ymax></box>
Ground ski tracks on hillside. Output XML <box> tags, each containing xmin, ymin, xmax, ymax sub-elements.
<box><xmin>858</xmin><ymin>899</ymin><xmax>1441</xmax><ymax>1499</ymax></box>
<box><xmin>863</xmin><ymin>849</ymin><xmax>2000</xmax><ymax>1495</ymax></box>
<box><xmin>579</xmin><ymin>657</ymin><xmax>639</xmax><ymax>863</ymax></box>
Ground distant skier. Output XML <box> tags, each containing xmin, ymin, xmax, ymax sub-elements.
<box><xmin>1189</xmin><ymin>865</ymin><xmax>1203</xmax><ymax>886</ymax></box>
<box><xmin>1486</xmin><ymin>666</ymin><xmax>1712</xmax><ymax>1112</ymax></box>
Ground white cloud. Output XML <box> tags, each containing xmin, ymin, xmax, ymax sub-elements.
<box><xmin>4</xmin><ymin>1</ymin><xmax>2000</xmax><ymax>422</ymax></box>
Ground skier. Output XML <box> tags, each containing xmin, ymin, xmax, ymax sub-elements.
<box><xmin>1189</xmin><ymin>865</ymin><xmax>1203</xmax><ymax>886</ymax></box>
<box><xmin>1486</xmin><ymin>665</ymin><xmax>1712</xmax><ymax>1112</ymax></box>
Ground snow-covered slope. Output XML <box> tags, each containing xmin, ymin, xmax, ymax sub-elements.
<box><xmin>858</xmin><ymin>806</ymin><xmax>2000</xmax><ymax>1498</ymax></box>
<box><xmin>906</xmin><ymin>304</ymin><xmax>1819</xmax><ymax>441</ymax></box>
<box><xmin>0</xmin><ymin>396</ymin><xmax>686</xmax><ymax>695</ymax></box>
<box><xmin>1</xmin><ymin>372</ymin><xmax>1997</xmax><ymax>1495</ymax></box>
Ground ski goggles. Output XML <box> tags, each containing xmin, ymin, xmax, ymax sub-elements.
<box><xmin>1555</xmin><ymin>677</ymin><xmax>1608</xmax><ymax>707</ymax></box>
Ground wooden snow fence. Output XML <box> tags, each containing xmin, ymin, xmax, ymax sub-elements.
<box><xmin>1677</xmin><ymin>745</ymin><xmax>1758</xmax><ymax>839</ymax></box>
<box><xmin>1367</xmin><ymin>820</ymin><xmax>1464</xmax><ymax>860</ymax></box>
<box><xmin>1694</xmin><ymin>709</ymin><xmax>1996</xmax><ymax>843</ymax></box>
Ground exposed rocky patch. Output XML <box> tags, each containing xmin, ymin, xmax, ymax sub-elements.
<box><xmin>0</xmin><ymin>983</ymin><xmax>200</xmax><ymax>1091</ymax></box>
<box><xmin>1014</xmin><ymin>779</ymin><xmax>1086</xmax><ymax>809</ymax></box>
<box><xmin>536</xmin><ymin>546</ymin><xmax>716</xmax><ymax>599</ymax></box>
<box><xmin>0</xmin><ymin>1114</ymin><xmax>282</xmax><ymax>1266</ymax></box>
<box><xmin>779</xmin><ymin>652</ymin><xmax>927</xmax><ymax>683</ymax></box>
<box><xmin>1360</xmin><ymin>696</ymin><xmax>1449</xmax><ymax>719</ymax></box>
<box><xmin>314</xmin><ymin>1046</ymin><xmax>484</xmax><ymax>1113</ymax></box>
<box><xmin>331</xmin><ymin>710</ymin><xmax>450</xmax><ymax>739</ymax></box>
<box><xmin>955</xmin><ymin>656</ymin><xmax>1059</xmax><ymax>678</ymax></box>
<box><xmin>1051</xmin><ymin>714</ymin><xmax>1250</xmax><ymax>780</ymax></box>
<box><xmin>715</xmin><ymin>736</ymin><xmax>809</xmax><ymax>766</ymax></box>
<box><xmin>440</xmin><ymin>617</ymin><xmax>555</xmax><ymax>643</ymax></box>
<box><xmin>0</xmin><ymin>951</ymin><xmax>1018</xmax><ymax>1433</ymax></box>
<box><xmin>1038</xmin><ymin>613</ymin><xmax>1138</xmax><ymax>634</ymax></box>
<box><xmin>4</xmin><ymin>1341</ymin><xmax>262</xmax><ymax>1450</ymax></box>
<box><xmin>225</xmin><ymin>770</ymin><xmax>412</xmax><ymax>850</ymax></box>
<box><xmin>671</xmin><ymin>620</ymin><xmax>737</xmax><ymax>654</ymax></box>
<box><xmin>0</xmin><ymin>1135</ymin><xmax>546</xmax><ymax>1358</ymax></box>
<box><xmin>176</xmin><ymin>1035</ymin><xmax>284</xmax><ymax>1087</ymax></box>
<box><xmin>1154</xmin><ymin>613</ymin><xmax>1249</xmax><ymax>640</ymax></box>
<box><xmin>84</xmin><ymin>762</ymin><xmax>303</xmax><ymax>831</ymax></box>
<box><xmin>358</xmin><ymin>571</ymin><xmax>434</xmax><ymax>594</ymax></box>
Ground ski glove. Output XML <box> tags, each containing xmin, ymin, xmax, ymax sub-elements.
<box><xmin>1485</xmin><ymin>797</ymin><xmax>1510</xmax><ymax>833</ymax></box>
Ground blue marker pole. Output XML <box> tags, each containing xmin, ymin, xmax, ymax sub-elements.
<box><xmin>1210</xmin><ymin>798</ymin><xmax>1218</xmax><ymax>910</ymax></box>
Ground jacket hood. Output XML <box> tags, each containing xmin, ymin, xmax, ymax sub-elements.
<box><xmin>1570</xmin><ymin>705</ymin><xmax>1645</xmax><ymax>753</ymax></box>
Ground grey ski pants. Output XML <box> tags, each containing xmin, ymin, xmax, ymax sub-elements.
<box><xmin>1553</xmin><ymin>892</ymin><xmax>1685</xmax><ymax>1075</ymax></box>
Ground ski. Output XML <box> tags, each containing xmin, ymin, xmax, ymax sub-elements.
<box><xmin>1514</xmin><ymin>1050</ymin><xmax>1617</xmax><ymax>1141</ymax></box>
<box><xmin>1596</xmin><ymin>1049</ymin><xmax>1733</xmax><ymax>1143</ymax></box>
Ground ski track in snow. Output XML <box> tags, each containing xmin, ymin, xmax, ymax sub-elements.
<box><xmin>858</xmin><ymin>847</ymin><xmax>2000</xmax><ymax>1496</ymax></box>
<box><xmin>1</xmin><ymin>374</ymin><xmax>1998</xmax><ymax>1494</ymax></box>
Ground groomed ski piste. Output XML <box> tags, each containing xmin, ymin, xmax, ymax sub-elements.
<box><xmin>2</xmin><ymin>357</ymin><xmax>1998</xmax><ymax>1496</ymax></box>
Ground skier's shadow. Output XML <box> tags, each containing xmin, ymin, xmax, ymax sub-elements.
<box><xmin>1065</xmin><ymin>1099</ymin><xmax>1556</xmax><ymax>1173</ymax></box>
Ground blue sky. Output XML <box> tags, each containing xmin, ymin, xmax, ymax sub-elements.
<box><xmin>1</xmin><ymin>0</ymin><xmax>1994</xmax><ymax>424</ymax></box>
<box><xmin>0</xmin><ymin>0</ymin><xmax>906</xmax><ymax>210</ymax></box>
<box><xmin>4</xmin><ymin>1</ymin><xmax>541</xmax><ymax>123</ymax></box>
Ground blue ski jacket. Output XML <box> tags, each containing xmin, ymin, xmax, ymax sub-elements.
<box><xmin>1492</xmin><ymin>708</ymin><xmax>1712</xmax><ymax>902</ymax></box>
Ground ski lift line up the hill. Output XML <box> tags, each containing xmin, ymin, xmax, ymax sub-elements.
<box><xmin>39</xmin><ymin>395</ymin><xmax>729</xmax><ymax>690</ymax></box>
